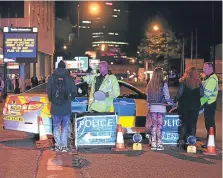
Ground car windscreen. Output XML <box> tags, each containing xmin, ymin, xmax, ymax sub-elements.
<box><xmin>24</xmin><ymin>83</ymin><xmax>47</xmax><ymax>94</ymax></box>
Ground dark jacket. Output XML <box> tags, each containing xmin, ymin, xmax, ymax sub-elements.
<box><xmin>47</xmin><ymin>68</ymin><xmax>77</xmax><ymax>116</ymax></box>
<box><xmin>31</xmin><ymin>77</ymin><xmax>38</xmax><ymax>87</ymax></box>
<box><xmin>175</xmin><ymin>83</ymin><xmax>204</xmax><ymax>113</ymax></box>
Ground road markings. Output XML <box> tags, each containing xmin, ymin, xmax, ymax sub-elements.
<box><xmin>46</xmin><ymin>174</ymin><xmax>59</xmax><ymax>178</ymax></box>
<box><xmin>47</xmin><ymin>156</ymin><xmax>63</xmax><ymax>171</ymax></box>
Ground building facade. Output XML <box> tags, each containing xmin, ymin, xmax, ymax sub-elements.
<box><xmin>72</xmin><ymin>1</ymin><xmax>129</xmax><ymax>58</ymax></box>
<box><xmin>0</xmin><ymin>1</ymin><xmax>55</xmax><ymax>91</ymax></box>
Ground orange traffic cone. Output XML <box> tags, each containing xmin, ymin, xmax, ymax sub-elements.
<box><xmin>112</xmin><ymin>124</ymin><xmax>128</xmax><ymax>151</ymax></box>
<box><xmin>38</xmin><ymin>117</ymin><xmax>48</xmax><ymax>141</ymax></box>
<box><xmin>203</xmin><ymin>127</ymin><xmax>216</xmax><ymax>155</ymax></box>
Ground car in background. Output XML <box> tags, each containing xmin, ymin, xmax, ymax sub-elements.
<box><xmin>2</xmin><ymin>81</ymin><xmax>148</xmax><ymax>135</ymax></box>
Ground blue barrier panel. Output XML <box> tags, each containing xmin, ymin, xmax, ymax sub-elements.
<box><xmin>75</xmin><ymin>114</ymin><xmax>117</xmax><ymax>149</ymax></box>
<box><xmin>162</xmin><ymin>114</ymin><xmax>180</xmax><ymax>144</ymax></box>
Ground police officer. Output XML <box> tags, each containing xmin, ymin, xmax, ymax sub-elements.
<box><xmin>80</xmin><ymin>61</ymin><xmax>120</xmax><ymax>112</ymax></box>
<box><xmin>200</xmin><ymin>62</ymin><xmax>218</xmax><ymax>148</ymax></box>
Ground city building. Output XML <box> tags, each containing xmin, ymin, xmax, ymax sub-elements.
<box><xmin>0</xmin><ymin>1</ymin><xmax>54</xmax><ymax>92</ymax></box>
<box><xmin>71</xmin><ymin>1</ymin><xmax>129</xmax><ymax>58</ymax></box>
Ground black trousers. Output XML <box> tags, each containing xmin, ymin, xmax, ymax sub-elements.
<box><xmin>179</xmin><ymin>110</ymin><xmax>199</xmax><ymax>141</ymax></box>
<box><xmin>14</xmin><ymin>88</ymin><xmax>20</xmax><ymax>94</ymax></box>
<box><xmin>204</xmin><ymin>101</ymin><xmax>216</xmax><ymax>142</ymax></box>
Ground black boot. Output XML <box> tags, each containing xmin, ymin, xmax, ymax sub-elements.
<box><xmin>178</xmin><ymin>140</ymin><xmax>186</xmax><ymax>150</ymax></box>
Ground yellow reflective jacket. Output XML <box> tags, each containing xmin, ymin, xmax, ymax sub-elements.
<box><xmin>200</xmin><ymin>73</ymin><xmax>218</xmax><ymax>106</ymax></box>
<box><xmin>83</xmin><ymin>74</ymin><xmax>120</xmax><ymax>112</ymax></box>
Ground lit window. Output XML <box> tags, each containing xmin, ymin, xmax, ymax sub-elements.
<box><xmin>92</xmin><ymin>41</ymin><xmax>128</xmax><ymax>45</ymax></box>
<box><xmin>105</xmin><ymin>2</ymin><xmax>112</xmax><ymax>5</ymax></box>
<box><xmin>108</xmin><ymin>32</ymin><xmax>114</xmax><ymax>35</ymax></box>
<box><xmin>114</xmin><ymin>9</ymin><xmax>117</xmax><ymax>11</ymax></box>
<box><xmin>115</xmin><ymin>33</ymin><xmax>118</xmax><ymax>35</ymax></box>
<box><xmin>82</xmin><ymin>21</ymin><xmax>91</xmax><ymax>24</ymax></box>
<box><xmin>112</xmin><ymin>15</ymin><xmax>117</xmax><ymax>18</ymax></box>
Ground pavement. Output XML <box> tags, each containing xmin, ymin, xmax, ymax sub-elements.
<box><xmin>0</xmin><ymin>86</ymin><xmax>222</xmax><ymax>178</ymax></box>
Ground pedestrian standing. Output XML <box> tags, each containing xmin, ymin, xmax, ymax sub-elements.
<box><xmin>31</xmin><ymin>76</ymin><xmax>38</xmax><ymax>87</ymax></box>
<box><xmin>146</xmin><ymin>67</ymin><xmax>174</xmax><ymax>151</ymax></box>
<box><xmin>200</xmin><ymin>62</ymin><xmax>218</xmax><ymax>148</ymax></box>
<box><xmin>47</xmin><ymin>60</ymin><xmax>77</xmax><ymax>152</ymax></box>
<box><xmin>24</xmin><ymin>76</ymin><xmax>32</xmax><ymax>91</ymax></box>
<box><xmin>175</xmin><ymin>66</ymin><xmax>204</xmax><ymax>150</ymax></box>
<box><xmin>0</xmin><ymin>76</ymin><xmax>4</xmax><ymax>102</ymax></box>
<box><xmin>13</xmin><ymin>74</ymin><xmax>21</xmax><ymax>94</ymax></box>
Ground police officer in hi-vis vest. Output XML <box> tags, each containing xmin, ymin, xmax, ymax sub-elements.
<box><xmin>81</xmin><ymin>61</ymin><xmax>120</xmax><ymax>112</ymax></box>
<box><xmin>200</xmin><ymin>62</ymin><xmax>218</xmax><ymax>148</ymax></box>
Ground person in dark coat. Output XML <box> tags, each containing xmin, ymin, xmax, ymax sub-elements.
<box><xmin>47</xmin><ymin>60</ymin><xmax>77</xmax><ymax>152</ymax></box>
<box><xmin>31</xmin><ymin>76</ymin><xmax>38</xmax><ymax>87</ymax></box>
<box><xmin>175</xmin><ymin>66</ymin><xmax>204</xmax><ymax>150</ymax></box>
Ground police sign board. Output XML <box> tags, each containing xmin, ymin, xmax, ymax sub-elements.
<box><xmin>75</xmin><ymin>114</ymin><xmax>117</xmax><ymax>149</ymax></box>
<box><xmin>162</xmin><ymin>114</ymin><xmax>180</xmax><ymax>144</ymax></box>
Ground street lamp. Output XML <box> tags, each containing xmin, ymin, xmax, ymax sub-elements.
<box><xmin>63</xmin><ymin>45</ymin><xmax>67</xmax><ymax>50</ymax></box>
<box><xmin>153</xmin><ymin>25</ymin><xmax>159</xmax><ymax>31</ymax></box>
<box><xmin>101</xmin><ymin>44</ymin><xmax>105</xmax><ymax>51</ymax></box>
<box><xmin>77</xmin><ymin>3</ymin><xmax>100</xmax><ymax>39</ymax></box>
<box><xmin>89</xmin><ymin>3</ymin><xmax>100</xmax><ymax>15</ymax></box>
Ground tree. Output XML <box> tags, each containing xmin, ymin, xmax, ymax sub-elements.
<box><xmin>137</xmin><ymin>16</ymin><xmax>183</xmax><ymax>69</ymax></box>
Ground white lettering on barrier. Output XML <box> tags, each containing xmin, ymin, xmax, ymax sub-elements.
<box><xmin>80</xmin><ymin>119</ymin><xmax>114</xmax><ymax>128</ymax></box>
<box><xmin>162</xmin><ymin>132</ymin><xmax>179</xmax><ymax>140</ymax></box>
<box><xmin>163</xmin><ymin>119</ymin><xmax>180</xmax><ymax>127</ymax></box>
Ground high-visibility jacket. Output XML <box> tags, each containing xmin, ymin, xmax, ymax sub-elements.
<box><xmin>83</xmin><ymin>74</ymin><xmax>120</xmax><ymax>112</ymax></box>
<box><xmin>200</xmin><ymin>73</ymin><xmax>218</xmax><ymax>106</ymax></box>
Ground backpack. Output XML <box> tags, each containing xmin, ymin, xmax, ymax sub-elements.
<box><xmin>50</xmin><ymin>76</ymin><xmax>69</xmax><ymax>106</ymax></box>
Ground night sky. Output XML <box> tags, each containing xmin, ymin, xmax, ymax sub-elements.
<box><xmin>55</xmin><ymin>1</ymin><xmax>222</xmax><ymax>61</ymax></box>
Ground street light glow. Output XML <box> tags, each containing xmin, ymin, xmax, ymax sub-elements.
<box><xmin>63</xmin><ymin>45</ymin><xmax>67</xmax><ymax>50</ymax></box>
<box><xmin>89</xmin><ymin>3</ymin><xmax>100</xmax><ymax>14</ymax></box>
<box><xmin>153</xmin><ymin>25</ymin><xmax>159</xmax><ymax>31</ymax></box>
<box><xmin>101</xmin><ymin>44</ymin><xmax>105</xmax><ymax>51</ymax></box>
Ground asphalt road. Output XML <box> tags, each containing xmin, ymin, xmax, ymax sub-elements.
<box><xmin>0</xmin><ymin>86</ymin><xmax>222</xmax><ymax>178</ymax></box>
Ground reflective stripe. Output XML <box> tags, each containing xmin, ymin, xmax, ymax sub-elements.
<box><xmin>204</xmin><ymin>89</ymin><xmax>213</xmax><ymax>93</ymax></box>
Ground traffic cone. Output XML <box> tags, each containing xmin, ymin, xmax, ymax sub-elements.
<box><xmin>38</xmin><ymin>116</ymin><xmax>48</xmax><ymax>140</ymax></box>
<box><xmin>203</xmin><ymin>127</ymin><xmax>216</xmax><ymax>155</ymax></box>
<box><xmin>112</xmin><ymin>124</ymin><xmax>128</xmax><ymax>151</ymax></box>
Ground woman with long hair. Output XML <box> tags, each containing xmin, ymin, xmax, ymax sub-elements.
<box><xmin>175</xmin><ymin>66</ymin><xmax>204</xmax><ymax>150</ymax></box>
<box><xmin>146</xmin><ymin>67</ymin><xmax>174</xmax><ymax>151</ymax></box>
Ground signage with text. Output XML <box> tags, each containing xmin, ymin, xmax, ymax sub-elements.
<box><xmin>75</xmin><ymin>114</ymin><xmax>117</xmax><ymax>148</ymax></box>
<box><xmin>162</xmin><ymin>115</ymin><xmax>180</xmax><ymax>144</ymax></box>
<box><xmin>3</xmin><ymin>27</ymin><xmax>38</xmax><ymax>63</ymax></box>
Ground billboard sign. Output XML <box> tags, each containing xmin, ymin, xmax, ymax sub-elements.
<box><xmin>75</xmin><ymin>114</ymin><xmax>117</xmax><ymax>149</ymax></box>
<box><xmin>3</xmin><ymin>27</ymin><xmax>38</xmax><ymax>63</ymax></box>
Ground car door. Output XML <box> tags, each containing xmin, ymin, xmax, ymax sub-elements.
<box><xmin>3</xmin><ymin>83</ymin><xmax>52</xmax><ymax>134</ymax></box>
<box><xmin>114</xmin><ymin>82</ymin><xmax>147</xmax><ymax>130</ymax></box>
<box><xmin>113</xmin><ymin>82</ymin><xmax>136</xmax><ymax>128</ymax></box>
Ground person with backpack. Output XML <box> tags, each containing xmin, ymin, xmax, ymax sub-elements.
<box><xmin>13</xmin><ymin>74</ymin><xmax>21</xmax><ymax>94</ymax></box>
<box><xmin>47</xmin><ymin>60</ymin><xmax>77</xmax><ymax>152</ymax></box>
